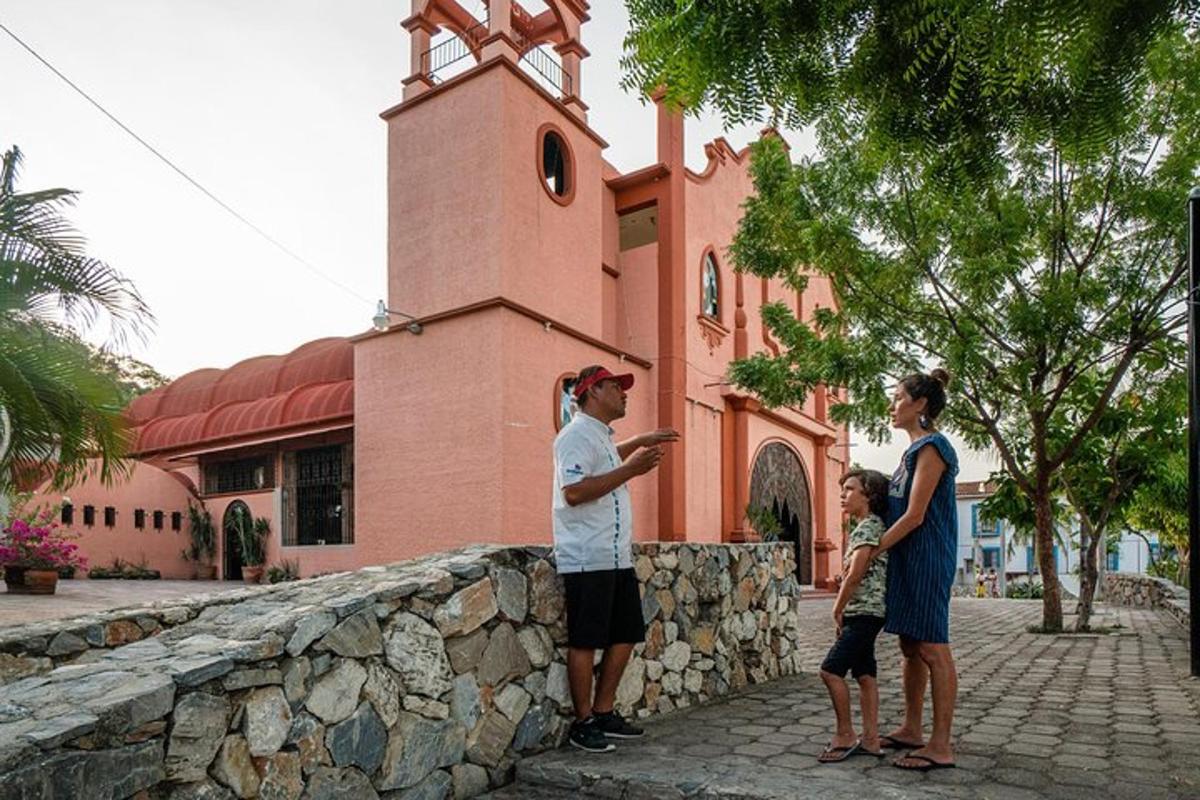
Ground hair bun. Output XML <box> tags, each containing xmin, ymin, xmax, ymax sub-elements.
<box><xmin>929</xmin><ymin>368</ymin><xmax>951</xmax><ymax>389</ymax></box>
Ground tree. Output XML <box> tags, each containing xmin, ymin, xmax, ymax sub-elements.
<box><xmin>1057</xmin><ymin>369</ymin><xmax>1184</xmax><ymax>628</ymax></box>
<box><xmin>0</xmin><ymin>146</ymin><xmax>154</xmax><ymax>493</ymax></box>
<box><xmin>659</xmin><ymin>16</ymin><xmax>1198</xmax><ymax>631</ymax></box>
<box><xmin>1127</xmin><ymin>447</ymin><xmax>1189</xmax><ymax>586</ymax></box>
<box><xmin>624</xmin><ymin>1</ymin><xmax>1196</xmax><ymax>181</ymax></box>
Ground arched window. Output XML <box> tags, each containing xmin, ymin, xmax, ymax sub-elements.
<box><xmin>555</xmin><ymin>374</ymin><xmax>579</xmax><ymax>431</ymax></box>
<box><xmin>537</xmin><ymin>124</ymin><xmax>575</xmax><ymax>205</ymax></box>
<box><xmin>702</xmin><ymin>251</ymin><xmax>720</xmax><ymax>318</ymax></box>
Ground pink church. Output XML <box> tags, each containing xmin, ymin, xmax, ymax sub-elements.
<box><xmin>30</xmin><ymin>0</ymin><xmax>849</xmax><ymax>588</ymax></box>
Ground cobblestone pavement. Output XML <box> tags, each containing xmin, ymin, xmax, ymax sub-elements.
<box><xmin>492</xmin><ymin>598</ymin><xmax>1200</xmax><ymax>799</ymax></box>
<box><xmin>0</xmin><ymin>579</ymin><xmax>246</xmax><ymax>626</ymax></box>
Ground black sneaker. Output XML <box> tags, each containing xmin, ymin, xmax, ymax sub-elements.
<box><xmin>568</xmin><ymin>718</ymin><xmax>616</xmax><ymax>753</ymax></box>
<box><xmin>592</xmin><ymin>709</ymin><xmax>644</xmax><ymax>739</ymax></box>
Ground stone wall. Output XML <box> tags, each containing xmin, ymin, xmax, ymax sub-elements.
<box><xmin>0</xmin><ymin>542</ymin><xmax>802</xmax><ymax>799</ymax></box>
<box><xmin>1104</xmin><ymin>572</ymin><xmax>1190</xmax><ymax>628</ymax></box>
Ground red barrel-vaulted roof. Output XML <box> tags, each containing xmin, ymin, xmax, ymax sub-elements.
<box><xmin>128</xmin><ymin>337</ymin><xmax>354</xmax><ymax>456</ymax></box>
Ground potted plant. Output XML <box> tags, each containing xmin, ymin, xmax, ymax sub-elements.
<box><xmin>184</xmin><ymin>503</ymin><xmax>217</xmax><ymax>580</ymax></box>
<box><xmin>1</xmin><ymin>508</ymin><xmax>88</xmax><ymax>595</ymax></box>
<box><xmin>227</xmin><ymin>507</ymin><xmax>269</xmax><ymax>583</ymax></box>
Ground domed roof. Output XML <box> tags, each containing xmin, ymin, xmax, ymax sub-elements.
<box><xmin>129</xmin><ymin>337</ymin><xmax>354</xmax><ymax>456</ymax></box>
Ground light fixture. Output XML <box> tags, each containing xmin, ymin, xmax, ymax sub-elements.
<box><xmin>373</xmin><ymin>299</ymin><xmax>423</xmax><ymax>334</ymax></box>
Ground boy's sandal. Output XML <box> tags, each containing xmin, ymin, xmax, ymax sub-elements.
<box><xmin>818</xmin><ymin>741</ymin><xmax>861</xmax><ymax>763</ymax></box>
<box><xmin>879</xmin><ymin>735</ymin><xmax>925</xmax><ymax>750</ymax></box>
<box><xmin>892</xmin><ymin>754</ymin><xmax>956</xmax><ymax>771</ymax></box>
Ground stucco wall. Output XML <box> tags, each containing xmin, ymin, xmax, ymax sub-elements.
<box><xmin>27</xmin><ymin>462</ymin><xmax>199</xmax><ymax>580</ymax></box>
<box><xmin>0</xmin><ymin>543</ymin><xmax>803</xmax><ymax>799</ymax></box>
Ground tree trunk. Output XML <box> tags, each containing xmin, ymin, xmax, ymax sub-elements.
<box><xmin>1075</xmin><ymin>516</ymin><xmax>1100</xmax><ymax>632</ymax></box>
<box><xmin>1034</xmin><ymin>484</ymin><xmax>1063</xmax><ymax>632</ymax></box>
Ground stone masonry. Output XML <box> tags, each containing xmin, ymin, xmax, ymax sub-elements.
<box><xmin>0</xmin><ymin>542</ymin><xmax>801</xmax><ymax>799</ymax></box>
<box><xmin>1104</xmin><ymin>572</ymin><xmax>1190</xmax><ymax>629</ymax></box>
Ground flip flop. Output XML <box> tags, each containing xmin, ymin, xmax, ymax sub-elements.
<box><xmin>818</xmin><ymin>741</ymin><xmax>861</xmax><ymax>763</ymax></box>
<box><xmin>880</xmin><ymin>735</ymin><xmax>925</xmax><ymax>750</ymax></box>
<box><xmin>854</xmin><ymin>744</ymin><xmax>885</xmax><ymax>757</ymax></box>
<box><xmin>893</xmin><ymin>754</ymin><xmax>956</xmax><ymax>771</ymax></box>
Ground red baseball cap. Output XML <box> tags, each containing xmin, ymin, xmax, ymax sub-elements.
<box><xmin>573</xmin><ymin>367</ymin><xmax>634</xmax><ymax>400</ymax></box>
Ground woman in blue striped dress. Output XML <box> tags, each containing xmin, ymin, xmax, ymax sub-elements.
<box><xmin>873</xmin><ymin>369</ymin><xmax>959</xmax><ymax>771</ymax></box>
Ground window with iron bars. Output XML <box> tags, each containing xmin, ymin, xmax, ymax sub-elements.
<box><xmin>281</xmin><ymin>443</ymin><xmax>353</xmax><ymax>547</ymax></box>
<box><xmin>204</xmin><ymin>456</ymin><xmax>275</xmax><ymax>495</ymax></box>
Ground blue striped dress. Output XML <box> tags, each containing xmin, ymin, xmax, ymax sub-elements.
<box><xmin>884</xmin><ymin>432</ymin><xmax>959</xmax><ymax>643</ymax></box>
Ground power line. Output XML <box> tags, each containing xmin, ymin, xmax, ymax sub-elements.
<box><xmin>0</xmin><ymin>19</ymin><xmax>373</xmax><ymax>306</ymax></box>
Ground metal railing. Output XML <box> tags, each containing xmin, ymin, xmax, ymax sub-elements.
<box><xmin>519</xmin><ymin>43</ymin><xmax>572</xmax><ymax>97</ymax></box>
<box><xmin>418</xmin><ymin>16</ymin><xmax>572</xmax><ymax>98</ymax></box>
<box><xmin>420</xmin><ymin>18</ymin><xmax>488</xmax><ymax>83</ymax></box>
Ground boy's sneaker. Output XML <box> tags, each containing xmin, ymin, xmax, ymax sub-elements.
<box><xmin>592</xmin><ymin>709</ymin><xmax>644</xmax><ymax>739</ymax></box>
<box><xmin>568</xmin><ymin>718</ymin><xmax>615</xmax><ymax>753</ymax></box>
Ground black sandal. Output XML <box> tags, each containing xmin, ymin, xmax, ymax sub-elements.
<box><xmin>892</xmin><ymin>754</ymin><xmax>956</xmax><ymax>771</ymax></box>
<box><xmin>880</xmin><ymin>734</ymin><xmax>925</xmax><ymax>750</ymax></box>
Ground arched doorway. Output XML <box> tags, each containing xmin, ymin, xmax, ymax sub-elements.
<box><xmin>748</xmin><ymin>442</ymin><xmax>814</xmax><ymax>584</ymax></box>
<box><xmin>222</xmin><ymin>501</ymin><xmax>250</xmax><ymax>581</ymax></box>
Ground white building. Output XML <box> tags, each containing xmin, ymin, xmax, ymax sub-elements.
<box><xmin>953</xmin><ymin>481</ymin><xmax>1158</xmax><ymax>595</ymax></box>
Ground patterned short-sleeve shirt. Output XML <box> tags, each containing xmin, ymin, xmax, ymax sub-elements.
<box><xmin>844</xmin><ymin>514</ymin><xmax>887</xmax><ymax>618</ymax></box>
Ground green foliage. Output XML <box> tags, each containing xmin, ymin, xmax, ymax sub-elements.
<box><xmin>745</xmin><ymin>504</ymin><xmax>783</xmax><ymax>540</ymax></box>
<box><xmin>184</xmin><ymin>503</ymin><xmax>216</xmax><ymax>565</ymax></box>
<box><xmin>1006</xmin><ymin>578</ymin><xmax>1044</xmax><ymax>600</ymax></box>
<box><xmin>266</xmin><ymin>558</ymin><xmax>301</xmax><ymax>584</ymax></box>
<box><xmin>623</xmin><ymin>1</ymin><xmax>1198</xmax><ymax>180</ymax></box>
<box><xmin>1127</xmin><ymin>446</ymin><xmax>1189</xmax><ymax>586</ymax></box>
<box><xmin>88</xmin><ymin>556</ymin><xmax>160</xmax><ymax>580</ymax></box>
<box><xmin>0</xmin><ymin>145</ymin><xmax>155</xmax><ymax>493</ymax></box>
<box><xmin>226</xmin><ymin>507</ymin><xmax>269</xmax><ymax>567</ymax></box>
<box><xmin>683</xmin><ymin>11</ymin><xmax>1198</xmax><ymax>632</ymax></box>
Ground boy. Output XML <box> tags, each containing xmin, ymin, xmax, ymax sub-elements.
<box><xmin>817</xmin><ymin>468</ymin><xmax>891</xmax><ymax>762</ymax></box>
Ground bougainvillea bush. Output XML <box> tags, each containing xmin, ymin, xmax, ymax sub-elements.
<box><xmin>0</xmin><ymin>510</ymin><xmax>87</xmax><ymax>572</ymax></box>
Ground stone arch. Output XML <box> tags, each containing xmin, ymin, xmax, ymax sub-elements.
<box><xmin>748</xmin><ymin>440</ymin><xmax>814</xmax><ymax>584</ymax></box>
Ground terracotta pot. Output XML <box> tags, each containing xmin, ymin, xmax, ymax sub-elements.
<box><xmin>242</xmin><ymin>565</ymin><xmax>264</xmax><ymax>584</ymax></box>
<box><xmin>4</xmin><ymin>566</ymin><xmax>59</xmax><ymax>595</ymax></box>
<box><xmin>198</xmin><ymin>564</ymin><xmax>218</xmax><ymax>581</ymax></box>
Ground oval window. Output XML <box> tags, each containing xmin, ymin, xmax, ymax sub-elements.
<box><xmin>538</xmin><ymin>126</ymin><xmax>573</xmax><ymax>204</ymax></box>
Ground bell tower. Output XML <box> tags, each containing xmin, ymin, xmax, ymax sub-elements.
<box><xmin>383</xmin><ymin>0</ymin><xmax>602</xmax><ymax>335</ymax></box>
<box><xmin>401</xmin><ymin>1</ymin><xmax>590</xmax><ymax>120</ymax></box>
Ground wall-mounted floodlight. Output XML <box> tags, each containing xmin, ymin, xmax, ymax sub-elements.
<box><xmin>373</xmin><ymin>299</ymin><xmax>423</xmax><ymax>335</ymax></box>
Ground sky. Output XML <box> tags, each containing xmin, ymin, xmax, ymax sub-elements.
<box><xmin>0</xmin><ymin>1</ymin><xmax>997</xmax><ymax>481</ymax></box>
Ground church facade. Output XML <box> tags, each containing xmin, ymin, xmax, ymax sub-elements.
<box><xmin>30</xmin><ymin>0</ymin><xmax>849</xmax><ymax>587</ymax></box>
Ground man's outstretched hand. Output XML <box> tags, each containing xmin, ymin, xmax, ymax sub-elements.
<box><xmin>641</xmin><ymin>428</ymin><xmax>680</xmax><ymax>446</ymax></box>
<box><xmin>627</xmin><ymin>445</ymin><xmax>664</xmax><ymax>476</ymax></box>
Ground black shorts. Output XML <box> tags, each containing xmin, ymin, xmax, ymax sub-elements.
<box><xmin>820</xmin><ymin>615</ymin><xmax>886</xmax><ymax>678</ymax></box>
<box><xmin>562</xmin><ymin>568</ymin><xmax>647</xmax><ymax>649</ymax></box>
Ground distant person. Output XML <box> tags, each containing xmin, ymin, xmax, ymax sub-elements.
<box><xmin>986</xmin><ymin>567</ymin><xmax>1000</xmax><ymax>598</ymax></box>
<box><xmin>817</xmin><ymin>469</ymin><xmax>891</xmax><ymax>762</ymax></box>
<box><xmin>873</xmin><ymin>369</ymin><xmax>960</xmax><ymax>771</ymax></box>
<box><xmin>975</xmin><ymin>566</ymin><xmax>987</xmax><ymax>598</ymax></box>
<box><xmin>552</xmin><ymin>364</ymin><xmax>679</xmax><ymax>753</ymax></box>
